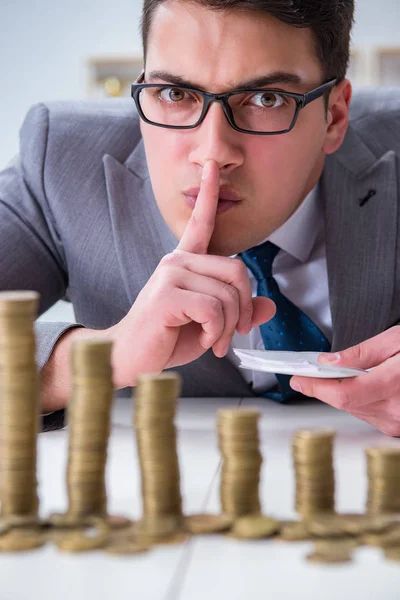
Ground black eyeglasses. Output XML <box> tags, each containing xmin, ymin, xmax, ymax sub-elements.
<box><xmin>131</xmin><ymin>72</ymin><xmax>337</xmax><ymax>136</ymax></box>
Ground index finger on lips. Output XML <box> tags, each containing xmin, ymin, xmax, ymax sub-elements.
<box><xmin>178</xmin><ymin>160</ymin><xmax>220</xmax><ymax>254</ymax></box>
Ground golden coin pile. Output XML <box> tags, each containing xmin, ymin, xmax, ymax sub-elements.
<box><xmin>0</xmin><ymin>291</ymin><xmax>40</xmax><ymax>520</ymax></box>
<box><xmin>230</xmin><ymin>515</ymin><xmax>279</xmax><ymax>539</ymax></box>
<box><xmin>54</xmin><ymin>517</ymin><xmax>110</xmax><ymax>553</ymax></box>
<box><xmin>292</xmin><ymin>429</ymin><xmax>336</xmax><ymax>518</ymax></box>
<box><xmin>366</xmin><ymin>448</ymin><xmax>400</xmax><ymax>514</ymax></box>
<box><xmin>306</xmin><ymin>539</ymin><xmax>353</xmax><ymax>564</ymax></box>
<box><xmin>134</xmin><ymin>372</ymin><xmax>183</xmax><ymax>535</ymax></box>
<box><xmin>65</xmin><ymin>340</ymin><xmax>113</xmax><ymax>518</ymax></box>
<box><xmin>184</xmin><ymin>513</ymin><xmax>233</xmax><ymax>534</ymax></box>
<box><xmin>217</xmin><ymin>408</ymin><xmax>262</xmax><ymax>517</ymax></box>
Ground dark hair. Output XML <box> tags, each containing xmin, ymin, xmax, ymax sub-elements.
<box><xmin>141</xmin><ymin>0</ymin><xmax>355</xmax><ymax>82</ymax></box>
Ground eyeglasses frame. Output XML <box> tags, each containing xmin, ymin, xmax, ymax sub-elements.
<box><xmin>131</xmin><ymin>73</ymin><xmax>337</xmax><ymax>136</ymax></box>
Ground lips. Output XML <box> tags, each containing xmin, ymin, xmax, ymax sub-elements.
<box><xmin>183</xmin><ymin>186</ymin><xmax>242</xmax><ymax>214</ymax></box>
<box><xmin>184</xmin><ymin>186</ymin><xmax>242</xmax><ymax>202</ymax></box>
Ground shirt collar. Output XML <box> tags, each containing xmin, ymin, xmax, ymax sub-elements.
<box><xmin>267</xmin><ymin>183</ymin><xmax>321</xmax><ymax>263</ymax></box>
<box><xmin>231</xmin><ymin>183</ymin><xmax>320</xmax><ymax>263</ymax></box>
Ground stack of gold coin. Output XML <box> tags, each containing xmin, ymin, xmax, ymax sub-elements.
<box><xmin>306</xmin><ymin>539</ymin><xmax>353</xmax><ymax>564</ymax></box>
<box><xmin>0</xmin><ymin>291</ymin><xmax>40</xmax><ymax>519</ymax></box>
<box><xmin>365</xmin><ymin>448</ymin><xmax>400</xmax><ymax>514</ymax></box>
<box><xmin>134</xmin><ymin>372</ymin><xmax>183</xmax><ymax>526</ymax></box>
<box><xmin>292</xmin><ymin>429</ymin><xmax>336</xmax><ymax>518</ymax></box>
<box><xmin>217</xmin><ymin>408</ymin><xmax>262</xmax><ymax>517</ymax></box>
<box><xmin>65</xmin><ymin>340</ymin><xmax>113</xmax><ymax>518</ymax></box>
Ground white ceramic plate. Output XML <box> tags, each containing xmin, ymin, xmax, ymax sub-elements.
<box><xmin>233</xmin><ymin>349</ymin><xmax>368</xmax><ymax>378</ymax></box>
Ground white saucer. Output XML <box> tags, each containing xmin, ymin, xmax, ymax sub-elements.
<box><xmin>233</xmin><ymin>349</ymin><xmax>368</xmax><ymax>379</ymax></box>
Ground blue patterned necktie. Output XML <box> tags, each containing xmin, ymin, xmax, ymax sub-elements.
<box><xmin>240</xmin><ymin>241</ymin><xmax>331</xmax><ymax>402</ymax></box>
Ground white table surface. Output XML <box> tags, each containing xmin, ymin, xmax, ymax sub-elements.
<box><xmin>1</xmin><ymin>396</ymin><xmax>400</xmax><ymax>600</ymax></box>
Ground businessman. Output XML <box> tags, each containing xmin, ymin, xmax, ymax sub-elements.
<box><xmin>1</xmin><ymin>0</ymin><xmax>400</xmax><ymax>435</ymax></box>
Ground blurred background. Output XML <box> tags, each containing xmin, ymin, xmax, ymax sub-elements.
<box><xmin>0</xmin><ymin>0</ymin><xmax>399</xmax><ymax>321</ymax></box>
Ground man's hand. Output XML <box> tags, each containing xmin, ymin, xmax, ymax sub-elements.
<box><xmin>289</xmin><ymin>326</ymin><xmax>400</xmax><ymax>436</ymax></box>
<box><xmin>110</xmin><ymin>159</ymin><xmax>275</xmax><ymax>388</ymax></box>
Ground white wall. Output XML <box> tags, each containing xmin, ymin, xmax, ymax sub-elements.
<box><xmin>0</xmin><ymin>0</ymin><xmax>399</xmax><ymax>169</ymax></box>
<box><xmin>0</xmin><ymin>0</ymin><xmax>143</xmax><ymax>169</ymax></box>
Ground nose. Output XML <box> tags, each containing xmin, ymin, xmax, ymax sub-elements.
<box><xmin>188</xmin><ymin>101</ymin><xmax>244</xmax><ymax>175</ymax></box>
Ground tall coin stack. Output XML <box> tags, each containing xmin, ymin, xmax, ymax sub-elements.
<box><xmin>218</xmin><ymin>408</ymin><xmax>262</xmax><ymax>517</ymax></box>
<box><xmin>134</xmin><ymin>372</ymin><xmax>183</xmax><ymax>520</ymax></box>
<box><xmin>0</xmin><ymin>291</ymin><xmax>40</xmax><ymax>519</ymax></box>
<box><xmin>66</xmin><ymin>340</ymin><xmax>113</xmax><ymax>518</ymax></box>
<box><xmin>365</xmin><ymin>448</ymin><xmax>400</xmax><ymax>514</ymax></box>
<box><xmin>292</xmin><ymin>429</ymin><xmax>336</xmax><ymax>518</ymax></box>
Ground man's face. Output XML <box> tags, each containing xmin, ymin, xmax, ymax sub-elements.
<box><xmin>141</xmin><ymin>1</ymin><xmax>338</xmax><ymax>255</ymax></box>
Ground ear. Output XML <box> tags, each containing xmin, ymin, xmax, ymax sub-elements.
<box><xmin>322</xmin><ymin>79</ymin><xmax>352</xmax><ymax>156</ymax></box>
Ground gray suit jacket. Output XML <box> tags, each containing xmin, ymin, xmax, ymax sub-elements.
<box><xmin>1</xmin><ymin>88</ymin><xmax>399</xmax><ymax>426</ymax></box>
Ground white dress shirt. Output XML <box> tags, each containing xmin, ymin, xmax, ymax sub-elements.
<box><xmin>226</xmin><ymin>184</ymin><xmax>333</xmax><ymax>394</ymax></box>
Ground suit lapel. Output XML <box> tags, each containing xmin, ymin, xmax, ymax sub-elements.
<box><xmin>322</xmin><ymin>125</ymin><xmax>398</xmax><ymax>351</ymax></box>
<box><xmin>103</xmin><ymin>140</ymin><xmax>178</xmax><ymax>304</ymax></box>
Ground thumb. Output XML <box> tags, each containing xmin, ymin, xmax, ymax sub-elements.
<box><xmin>318</xmin><ymin>329</ymin><xmax>399</xmax><ymax>370</ymax></box>
<box><xmin>251</xmin><ymin>297</ymin><xmax>276</xmax><ymax>328</ymax></box>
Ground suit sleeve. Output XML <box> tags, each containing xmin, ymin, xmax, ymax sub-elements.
<box><xmin>0</xmin><ymin>103</ymin><xmax>82</xmax><ymax>428</ymax></box>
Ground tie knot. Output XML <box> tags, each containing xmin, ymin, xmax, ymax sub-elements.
<box><xmin>240</xmin><ymin>241</ymin><xmax>280</xmax><ymax>281</ymax></box>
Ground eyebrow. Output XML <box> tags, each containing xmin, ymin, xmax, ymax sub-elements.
<box><xmin>146</xmin><ymin>70</ymin><xmax>304</xmax><ymax>91</ymax></box>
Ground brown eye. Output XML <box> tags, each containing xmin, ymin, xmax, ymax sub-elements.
<box><xmin>260</xmin><ymin>93</ymin><xmax>278</xmax><ymax>108</ymax></box>
<box><xmin>247</xmin><ymin>92</ymin><xmax>285</xmax><ymax>109</ymax></box>
<box><xmin>159</xmin><ymin>87</ymin><xmax>186</xmax><ymax>102</ymax></box>
<box><xmin>170</xmin><ymin>88</ymin><xmax>185</xmax><ymax>101</ymax></box>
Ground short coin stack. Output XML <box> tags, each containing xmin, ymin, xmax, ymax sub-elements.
<box><xmin>134</xmin><ymin>372</ymin><xmax>183</xmax><ymax>534</ymax></box>
<box><xmin>65</xmin><ymin>340</ymin><xmax>113</xmax><ymax>518</ymax></box>
<box><xmin>292</xmin><ymin>429</ymin><xmax>336</xmax><ymax>518</ymax></box>
<box><xmin>306</xmin><ymin>539</ymin><xmax>354</xmax><ymax>564</ymax></box>
<box><xmin>0</xmin><ymin>291</ymin><xmax>40</xmax><ymax>521</ymax></box>
<box><xmin>218</xmin><ymin>408</ymin><xmax>262</xmax><ymax>517</ymax></box>
<box><xmin>365</xmin><ymin>448</ymin><xmax>400</xmax><ymax>514</ymax></box>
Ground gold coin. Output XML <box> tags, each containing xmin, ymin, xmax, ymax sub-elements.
<box><xmin>135</xmin><ymin>515</ymin><xmax>181</xmax><ymax>537</ymax></box>
<box><xmin>365</xmin><ymin>448</ymin><xmax>400</xmax><ymax>458</ymax></box>
<box><xmin>362</xmin><ymin>533</ymin><xmax>389</xmax><ymax>547</ymax></box>
<box><xmin>0</xmin><ymin>514</ymin><xmax>40</xmax><ymax>528</ymax></box>
<box><xmin>55</xmin><ymin>525</ymin><xmax>109</xmax><ymax>553</ymax></box>
<box><xmin>233</xmin><ymin>515</ymin><xmax>279</xmax><ymax>539</ymax></box>
<box><xmin>0</xmin><ymin>528</ymin><xmax>45</xmax><ymax>552</ymax></box>
<box><xmin>105</xmin><ymin>539</ymin><xmax>151</xmax><ymax>555</ymax></box>
<box><xmin>184</xmin><ymin>514</ymin><xmax>233</xmax><ymax>534</ymax></box>
<box><xmin>306</xmin><ymin>550</ymin><xmax>352</xmax><ymax>564</ymax></box>
<box><xmin>362</xmin><ymin>516</ymin><xmax>394</xmax><ymax>534</ymax></box>
<box><xmin>293</xmin><ymin>428</ymin><xmax>336</xmax><ymax>441</ymax></box>
<box><xmin>384</xmin><ymin>547</ymin><xmax>400</xmax><ymax>562</ymax></box>
<box><xmin>0</xmin><ymin>522</ymin><xmax>11</xmax><ymax>536</ymax></box>
<box><xmin>279</xmin><ymin>521</ymin><xmax>310</xmax><ymax>541</ymax></box>
<box><xmin>105</xmin><ymin>515</ymin><xmax>133</xmax><ymax>529</ymax></box>
<box><xmin>314</xmin><ymin>539</ymin><xmax>360</xmax><ymax>552</ymax></box>
<box><xmin>135</xmin><ymin>372</ymin><xmax>182</xmax><ymax>398</ymax></box>
<box><xmin>48</xmin><ymin>513</ymin><xmax>102</xmax><ymax>528</ymax></box>
<box><xmin>307</xmin><ymin>515</ymin><xmax>345</xmax><ymax>538</ymax></box>
<box><xmin>336</xmin><ymin>514</ymin><xmax>366</xmax><ymax>535</ymax></box>
<box><xmin>374</xmin><ymin>530</ymin><xmax>400</xmax><ymax>548</ymax></box>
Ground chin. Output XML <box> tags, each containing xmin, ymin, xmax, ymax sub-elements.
<box><xmin>207</xmin><ymin>238</ymin><xmax>243</xmax><ymax>257</ymax></box>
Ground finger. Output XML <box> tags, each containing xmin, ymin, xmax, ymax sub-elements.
<box><xmin>289</xmin><ymin>360</ymin><xmax>393</xmax><ymax>412</ymax></box>
<box><xmin>164</xmin><ymin>287</ymin><xmax>224</xmax><ymax>350</ymax></box>
<box><xmin>163</xmin><ymin>253</ymin><xmax>254</xmax><ymax>334</ymax></box>
<box><xmin>318</xmin><ymin>326</ymin><xmax>400</xmax><ymax>370</ymax></box>
<box><xmin>178</xmin><ymin>160</ymin><xmax>220</xmax><ymax>254</ymax></box>
<box><xmin>169</xmin><ymin>267</ymin><xmax>240</xmax><ymax>356</ymax></box>
<box><xmin>251</xmin><ymin>296</ymin><xmax>276</xmax><ymax>328</ymax></box>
